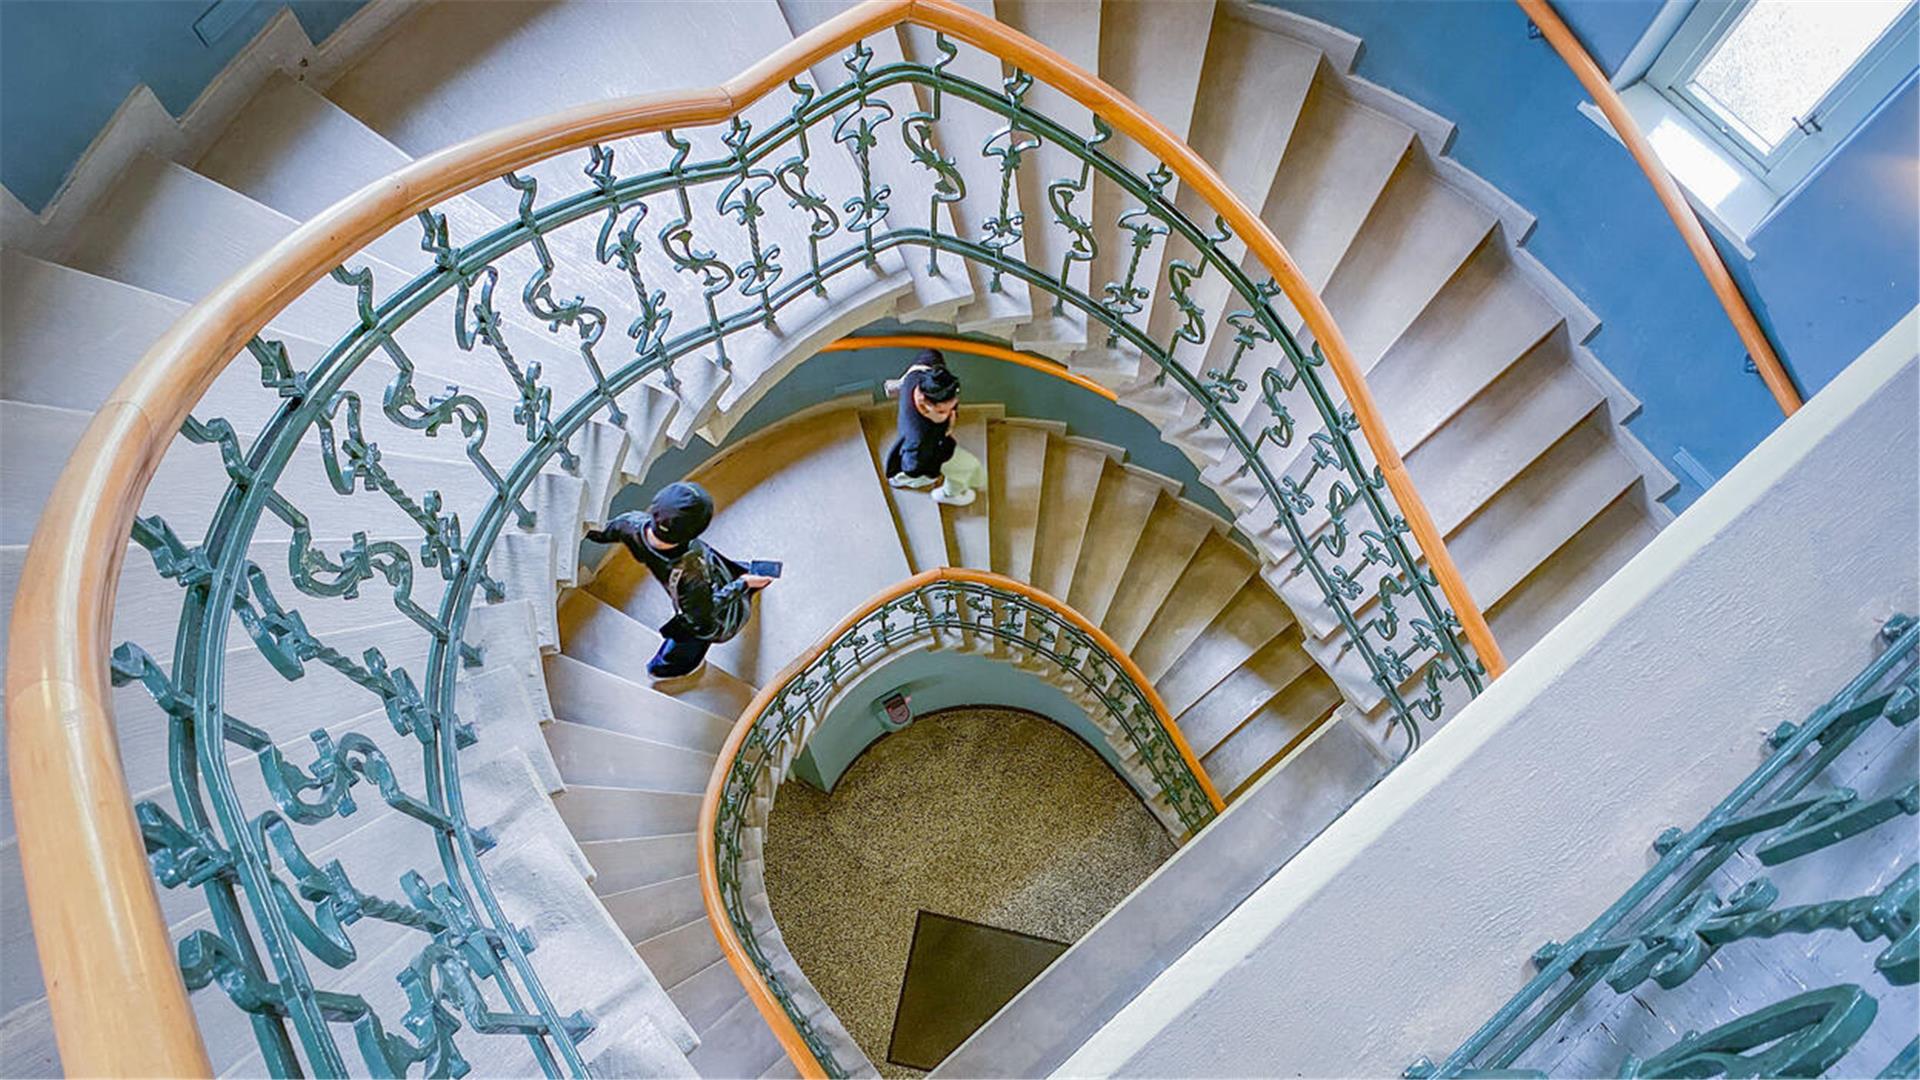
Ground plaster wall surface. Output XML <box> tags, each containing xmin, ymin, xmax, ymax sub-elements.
<box><xmin>1055</xmin><ymin>309</ymin><xmax>1920</xmax><ymax>1077</ymax></box>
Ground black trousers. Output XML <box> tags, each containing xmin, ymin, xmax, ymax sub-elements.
<box><xmin>649</xmin><ymin>618</ymin><xmax>712</xmax><ymax>678</ymax></box>
<box><xmin>884</xmin><ymin>434</ymin><xmax>956</xmax><ymax>478</ymax></box>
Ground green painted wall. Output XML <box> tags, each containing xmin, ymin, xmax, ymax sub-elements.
<box><xmin>787</xmin><ymin>648</ymin><xmax>1152</xmax><ymax>810</ymax></box>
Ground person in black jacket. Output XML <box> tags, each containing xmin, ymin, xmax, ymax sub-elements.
<box><xmin>584</xmin><ymin>482</ymin><xmax>774</xmax><ymax>681</ymax></box>
<box><xmin>883</xmin><ymin>349</ymin><xmax>962</xmax><ymax>491</ymax></box>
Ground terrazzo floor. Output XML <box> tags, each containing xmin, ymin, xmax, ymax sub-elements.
<box><xmin>763</xmin><ymin>706</ymin><xmax>1177</xmax><ymax>1077</ymax></box>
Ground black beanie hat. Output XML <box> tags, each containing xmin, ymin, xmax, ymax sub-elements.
<box><xmin>648</xmin><ymin>481</ymin><xmax>714</xmax><ymax>545</ymax></box>
<box><xmin>919</xmin><ymin>360</ymin><xmax>960</xmax><ymax>404</ymax></box>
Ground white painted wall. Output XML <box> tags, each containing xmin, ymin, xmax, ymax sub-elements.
<box><xmin>1055</xmin><ymin>310</ymin><xmax>1920</xmax><ymax>1077</ymax></box>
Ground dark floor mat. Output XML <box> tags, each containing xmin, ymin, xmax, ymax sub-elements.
<box><xmin>887</xmin><ymin>910</ymin><xmax>1069</xmax><ymax>1071</ymax></box>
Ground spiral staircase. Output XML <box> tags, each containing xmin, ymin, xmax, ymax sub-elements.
<box><xmin>0</xmin><ymin>0</ymin><xmax>1684</xmax><ymax>1076</ymax></box>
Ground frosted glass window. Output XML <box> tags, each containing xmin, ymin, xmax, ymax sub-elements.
<box><xmin>1685</xmin><ymin>0</ymin><xmax>1910</xmax><ymax>153</ymax></box>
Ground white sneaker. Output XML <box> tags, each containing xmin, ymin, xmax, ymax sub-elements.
<box><xmin>932</xmin><ymin>486</ymin><xmax>977</xmax><ymax>506</ymax></box>
<box><xmin>890</xmin><ymin>473</ymin><xmax>939</xmax><ymax>490</ymax></box>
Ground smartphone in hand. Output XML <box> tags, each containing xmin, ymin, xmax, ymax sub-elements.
<box><xmin>748</xmin><ymin>560</ymin><xmax>783</xmax><ymax>579</ymax></box>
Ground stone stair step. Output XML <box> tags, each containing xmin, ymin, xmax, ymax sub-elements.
<box><xmin>583</xmin><ymin>833</ymin><xmax>700</xmax><ymax>896</ymax></box>
<box><xmin>1073</xmin><ymin>0</ymin><xmax>1217</xmax><ymax>368</ymax></box>
<box><xmin>775</xmin><ymin>0</ymin><xmax>977</xmax><ymax>323</ymax></box>
<box><xmin>987</xmin><ymin>419</ymin><xmax>1056</xmax><ymax>581</ymax></box>
<box><xmin>1487</xmin><ymin>487</ymin><xmax>1659</xmax><ymax>659</ymax></box>
<box><xmin>1175</xmin><ymin>626</ymin><xmax>1316</xmax><ymax>760</ymax></box>
<box><xmin>681</xmin><ymin>408</ymin><xmax>912</xmax><ymax>686</ymax></box>
<box><xmin>1029</xmin><ymin>434</ymin><xmax>1118</xmax><ymax>600</ymax></box>
<box><xmin>686</xmin><ymin>993</ymin><xmax>788</xmax><ymax>1080</ymax></box>
<box><xmin>1065</xmin><ymin>462</ymin><xmax>1177</xmax><ymax>625</ymax></box>
<box><xmin>1155</xmin><ymin>580</ymin><xmax>1298</xmax><ymax>719</ymax></box>
<box><xmin>1145</xmin><ymin>6</ymin><xmax>1320</xmax><ymax>363</ymax></box>
<box><xmin>553</xmin><ymin>785</ymin><xmax>704</xmax><ymax>844</ymax></box>
<box><xmin>1256</xmin><ymin>72</ymin><xmax>1415</xmax><ymax>308</ymax></box>
<box><xmin>1202</xmin><ymin>666</ymin><xmax>1343</xmax><ymax>795</ymax></box>
<box><xmin>58</xmin><ymin>154</ymin><xmax>577</xmax><ymax>403</ymax></box>
<box><xmin>544</xmin><ymin>721</ymin><xmax>717</xmax><ymax>795</ymax></box>
<box><xmin>1312</xmin><ymin>150</ymin><xmax>1498</xmax><ymax>369</ymax></box>
<box><xmin>941</xmin><ymin>404</ymin><xmax>1000</xmax><ymax>571</ymax></box>
<box><xmin>544</xmin><ymin>653</ymin><xmax>733</xmax><ymax>756</ymax></box>
<box><xmin>640</xmin><ymin>917</ymin><xmax>725</xmax><ymax>989</ymax></box>
<box><xmin>490</xmin><ymin>833</ymin><xmax>699</xmax><ymax>1053</ymax></box>
<box><xmin>600</xmin><ymin>873</ymin><xmax>710</xmax><ymax>948</ymax></box>
<box><xmin>859</xmin><ymin>402</ymin><xmax>948</xmax><ymax>574</ymax></box>
<box><xmin>559</xmin><ymin>589</ymin><xmax>762</xmax><ymax>716</ymax></box>
<box><xmin>1367</xmin><ymin>236</ymin><xmax>1566</xmax><ymax>455</ymax></box>
<box><xmin>669</xmin><ymin>957</ymin><xmax>751</xmax><ymax>1036</ymax></box>
<box><xmin>900</xmin><ymin>6</ymin><xmax>1036</xmax><ymax>335</ymax></box>
<box><xmin>1098</xmin><ymin>498</ymin><xmax>1216</xmax><ymax>652</ymax></box>
<box><xmin>1128</xmin><ymin>532</ymin><xmax>1261</xmax><ymax>683</ymax></box>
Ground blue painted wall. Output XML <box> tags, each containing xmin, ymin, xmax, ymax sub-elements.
<box><xmin>1</xmin><ymin>1</ymin><xmax>366</xmax><ymax>212</ymax></box>
<box><xmin>1266</xmin><ymin>0</ymin><xmax>1918</xmax><ymax>504</ymax></box>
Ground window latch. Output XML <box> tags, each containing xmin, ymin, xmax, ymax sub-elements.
<box><xmin>1793</xmin><ymin>114</ymin><xmax>1824</xmax><ymax>135</ymax></box>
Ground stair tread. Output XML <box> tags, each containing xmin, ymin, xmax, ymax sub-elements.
<box><xmin>1368</xmin><ymin>238</ymin><xmax>1565</xmax><ymax>454</ymax></box>
<box><xmin>942</xmin><ymin>404</ymin><xmax>997</xmax><ymax>571</ymax></box>
<box><xmin>1156</xmin><ymin>579</ymin><xmax>1297</xmax><ymax>719</ymax></box>
<box><xmin>988</xmin><ymin>421</ymin><xmax>1053</xmax><ymax>581</ymax></box>
<box><xmin>545</xmin><ymin>719</ymin><xmax>718</xmax><ymax>795</ymax></box>
<box><xmin>1147</xmin><ymin>8</ymin><xmax>1320</xmax><ymax>356</ymax></box>
<box><xmin>668</xmin><ymin>957</ymin><xmax>751</xmax><ymax>1036</ymax></box>
<box><xmin>554</xmin><ymin>785</ymin><xmax>704</xmax><ymax>844</ymax></box>
<box><xmin>587</xmin><ymin>410</ymin><xmax>912</xmax><ymax>687</ymax></box>
<box><xmin>1177</xmin><ymin>627</ymin><xmax>1316</xmax><ymax>758</ymax></box>
<box><xmin>1202</xmin><ymin>667</ymin><xmax>1342</xmax><ymax>795</ymax></box>
<box><xmin>1259</xmin><ymin>76</ymin><xmax>1414</xmax><ymax>291</ymax></box>
<box><xmin>1316</xmin><ymin>153</ymin><xmax>1499</xmax><ymax>367</ymax></box>
<box><xmin>861</xmin><ymin>403</ymin><xmax>948</xmax><ymax>574</ymax></box>
<box><xmin>1100</xmin><ymin>498</ymin><xmax>1216</xmax><ymax>652</ymax></box>
<box><xmin>1075</xmin><ymin>0</ymin><xmax>1218</xmax><ymax>358</ymax></box>
<box><xmin>1405</xmin><ymin>331</ymin><xmax>1606</xmax><ymax>535</ymax></box>
<box><xmin>1065</xmin><ymin>463</ymin><xmax>1170</xmax><ymax>626</ymax></box>
<box><xmin>559</xmin><ymin>589</ymin><xmax>762</xmax><ymax>716</ymax></box>
<box><xmin>899</xmin><ymin>11</ymin><xmax>1035</xmax><ymax>333</ymax></box>
<box><xmin>600</xmin><ymin>872</ymin><xmax>710</xmax><ymax>946</ymax></box>
<box><xmin>687</xmin><ymin>992</ymin><xmax>788</xmax><ymax>1079</ymax></box>
<box><xmin>1029</xmin><ymin>434</ymin><xmax>1112</xmax><ymax>599</ymax></box>
<box><xmin>1000</xmin><ymin>0</ymin><xmax>1103</xmax><ymax>352</ymax></box>
<box><xmin>544</xmin><ymin>652</ymin><xmax>733</xmax><ymax>755</ymax></box>
<box><xmin>1129</xmin><ymin>533</ymin><xmax>1262</xmax><ymax>683</ymax></box>
<box><xmin>1488</xmin><ymin>488</ymin><xmax>1658</xmax><ymax>659</ymax></box>
<box><xmin>640</xmin><ymin>916</ymin><xmax>725</xmax><ymax>990</ymax></box>
<box><xmin>584</xmin><ymin>833</ymin><xmax>700</xmax><ymax>896</ymax></box>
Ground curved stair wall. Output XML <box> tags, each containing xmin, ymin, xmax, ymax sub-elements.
<box><xmin>1</xmin><ymin>0</ymin><xmax>1685</xmax><ymax>1075</ymax></box>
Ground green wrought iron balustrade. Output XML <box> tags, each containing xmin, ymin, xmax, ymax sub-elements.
<box><xmin>1408</xmin><ymin>615</ymin><xmax>1919</xmax><ymax>1079</ymax></box>
<box><xmin>105</xmin><ymin>25</ymin><xmax>1485</xmax><ymax>1077</ymax></box>
<box><xmin>708</xmin><ymin>571</ymin><xmax>1222</xmax><ymax>1075</ymax></box>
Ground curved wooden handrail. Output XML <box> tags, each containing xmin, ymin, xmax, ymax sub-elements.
<box><xmin>1518</xmin><ymin>0</ymin><xmax>1803</xmax><ymax>418</ymax></box>
<box><xmin>695</xmin><ymin>567</ymin><xmax>1222</xmax><ymax>1077</ymax></box>
<box><xmin>5</xmin><ymin>0</ymin><xmax>1492</xmax><ymax>1070</ymax></box>
<box><xmin>818</xmin><ymin>333</ymin><xmax>1120</xmax><ymax>401</ymax></box>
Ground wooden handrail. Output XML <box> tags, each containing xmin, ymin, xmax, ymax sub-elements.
<box><xmin>818</xmin><ymin>333</ymin><xmax>1121</xmax><ymax>401</ymax></box>
<box><xmin>695</xmin><ymin>567</ymin><xmax>1222</xmax><ymax>1077</ymax></box>
<box><xmin>5</xmin><ymin>0</ymin><xmax>1494</xmax><ymax>1070</ymax></box>
<box><xmin>1518</xmin><ymin>0</ymin><xmax>1803</xmax><ymax>418</ymax></box>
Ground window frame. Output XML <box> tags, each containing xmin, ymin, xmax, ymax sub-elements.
<box><xmin>1645</xmin><ymin>0</ymin><xmax>1919</xmax><ymax>199</ymax></box>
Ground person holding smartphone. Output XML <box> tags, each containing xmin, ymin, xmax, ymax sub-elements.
<box><xmin>585</xmin><ymin>482</ymin><xmax>777</xmax><ymax>683</ymax></box>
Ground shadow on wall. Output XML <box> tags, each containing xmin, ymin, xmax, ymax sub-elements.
<box><xmin>1263</xmin><ymin>0</ymin><xmax>1918</xmax><ymax>508</ymax></box>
